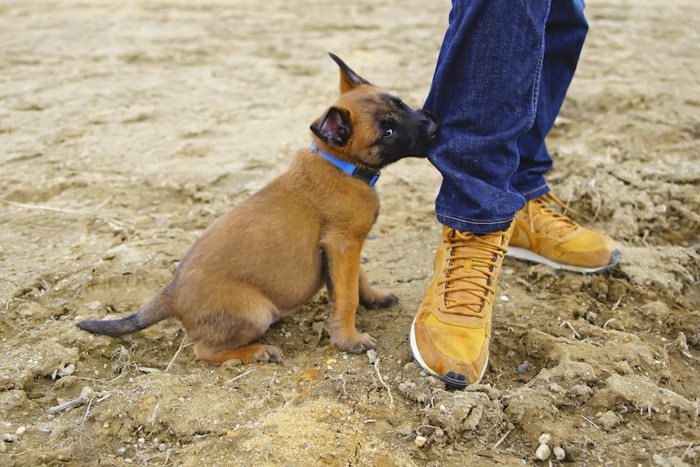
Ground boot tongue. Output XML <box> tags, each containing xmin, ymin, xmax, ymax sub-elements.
<box><xmin>442</xmin><ymin>230</ymin><xmax>504</xmax><ymax>315</ymax></box>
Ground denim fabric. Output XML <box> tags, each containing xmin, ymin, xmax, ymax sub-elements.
<box><xmin>424</xmin><ymin>0</ymin><xmax>588</xmax><ymax>233</ymax></box>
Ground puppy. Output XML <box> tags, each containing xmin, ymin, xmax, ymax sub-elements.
<box><xmin>78</xmin><ymin>53</ymin><xmax>438</xmax><ymax>364</ymax></box>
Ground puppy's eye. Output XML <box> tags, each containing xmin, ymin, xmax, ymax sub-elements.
<box><xmin>382</xmin><ymin>128</ymin><xmax>394</xmax><ymax>138</ymax></box>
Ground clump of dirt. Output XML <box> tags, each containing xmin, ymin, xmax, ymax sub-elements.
<box><xmin>1</xmin><ymin>0</ymin><xmax>698</xmax><ymax>465</ymax></box>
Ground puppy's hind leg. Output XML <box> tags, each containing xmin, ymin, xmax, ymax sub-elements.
<box><xmin>184</xmin><ymin>288</ymin><xmax>283</xmax><ymax>365</ymax></box>
<box><xmin>194</xmin><ymin>342</ymin><xmax>283</xmax><ymax>364</ymax></box>
<box><xmin>358</xmin><ymin>267</ymin><xmax>398</xmax><ymax>310</ymax></box>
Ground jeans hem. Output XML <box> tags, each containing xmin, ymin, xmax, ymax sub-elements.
<box><xmin>520</xmin><ymin>184</ymin><xmax>550</xmax><ymax>201</ymax></box>
<box><xmin>436</xmin><ymin>212</ymin><xmax>513</xmax><ymax>234</ymax></box>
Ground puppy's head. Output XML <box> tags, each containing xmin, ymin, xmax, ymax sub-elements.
<box><xmin>310</xmin><ymin>53</ymin><xmax>438</xmax><ymax>170</ymax></box>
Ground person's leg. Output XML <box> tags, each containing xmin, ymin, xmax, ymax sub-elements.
<box><xmin>423</xmin><ymin>0</ymin><xmax>552</xmax><ymax>233</ymax></box>
<box><xmin>512</xmin><ymin>0</ymin><xmax>589</xmax><ymax>199</ymax></box>
<box><xmin>507</xmin><ymin>0</ymin><xmax>621</xmax><ymax>273</ymax></box>
<box><xmin>411</xmin><ymin>0</ymin><xmax>552</xmax><ymax>389</ymax></box>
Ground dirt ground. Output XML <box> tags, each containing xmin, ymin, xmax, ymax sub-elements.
<box><xmin>1</xmin><ymin>0</ymin><xmax>698</xmax><ymax>465</ymax></box>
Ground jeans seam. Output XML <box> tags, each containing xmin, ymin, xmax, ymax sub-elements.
<box><xmin>520</xmin><ymin>183</ymin><xmax>549</xmax><ymax>196</ymax></box>
<box><xmin>436</xmin><ymin>212</ymin><xmax>514</xmax><ymax>225</ymax></box>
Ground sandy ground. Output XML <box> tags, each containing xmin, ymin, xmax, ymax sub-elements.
<box><xmin>1</xmin><ymin>0</ymin><xmax>698</xmax><ymax>465</ymax></box>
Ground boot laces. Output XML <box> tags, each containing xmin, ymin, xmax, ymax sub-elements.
<box><xmin>437</xmin><ymin>229</ymin><xmax>508</xmax><ymax>316</ymax></box>
<box><xmin>526</xmin><ymin>193</ymin><xmax>579</xmax><ymax>237</ymax></box>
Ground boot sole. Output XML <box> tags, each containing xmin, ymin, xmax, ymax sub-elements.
<box><xmin>409</xmin><ymin>315</ymin><xmax>487</xmax><ymax>389</ymax></box>
<box><xmin>507</xmin><ymin>247</ymin><xmax>621</xmax><ymax>274</ymax></box>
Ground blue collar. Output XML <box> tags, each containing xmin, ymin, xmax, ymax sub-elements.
<box><xmin>311</xmin><ymin>141</ymin><xmax>380</xmax><ymax>187</ymax></box>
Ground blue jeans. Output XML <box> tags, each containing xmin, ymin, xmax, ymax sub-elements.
<box><xmin>424</xmin><ymin>0</ymin><xmax>588</xmax><ymax>233</ymax></box>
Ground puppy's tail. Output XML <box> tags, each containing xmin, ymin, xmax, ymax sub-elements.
<box><xmin>77</xmin><ymin>293</ymin><xmax>172</xmax><ymax>336</ymax></box>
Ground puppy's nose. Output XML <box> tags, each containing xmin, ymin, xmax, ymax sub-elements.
<box><xmin>421</xmin><ymin>110</ymin><xmax>438</xmax><ymax>140</ymax></box>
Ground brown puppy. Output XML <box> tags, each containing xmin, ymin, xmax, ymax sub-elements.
<box><xmin>78</xmin><ymin>53</ymin><xmax>438</xmax><ymax>364</ymax></box>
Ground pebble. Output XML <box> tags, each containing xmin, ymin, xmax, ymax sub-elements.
<box><xmin>596</xmin><ymin>410</ymin><xmax>620</xmax><ymax>431</ymax></box>
<box><xmin>2</xmin><ymin>434</ymin><xmax>17</xmax><ymax>443</ymax></box>
<box><xmin>0</xmin><ymin>441</ymin><xmax>5</xmax><ymax>453</ymax></box>
<box><xmin>585</xmin><ymin>311</ymin><xmax>597</xmax><ymax>324</ymax></box>
<box><xmin>538</xmin><ymin>433</ymin><xmax>552</xmax><ymax>445</ymax></box>
<box><xmin>138</xmin><ymin>437</ymin><xmax>145</xmax><ymax>444</ymax></box>
<box><xmin>39</xmin><ymin>427</ymin><xmax>52</xmax><ymax>434</ymax></box>
<box><xmin>414</xmin><ymin>435</ymin><xmax>427</xmax><ymax>448</ymax></box>
<box><xmin>58</xmin><ymin>364</ymin><xmax>76</xmax><ymax>377</ymax></box>
<box><xmin>652</xmin><ymin>454</ymin><xmax>666</xmax><ymax>465</ymax></box>
<box><xmin>366</xmin><ymin>349</ymin><xmax>378</xmax><ymax>364</ymax></box>
<box><xmin>116</xmin><ymin>447</ymin><xmax>127</xmax><ymax>456</ymax></box>
<box><xmin>398</xmin><ymin>382</ymin><xmax>416</xmax><ymax>392</ymax></box>
<box><xmin>517</xmin><ymin>360</ymin><xmax>529</xmax><ymax>374</ymax></box>
<box><xmin>535</xmin><ymin>443</ymin><xmax>551</xmax><ymax>460</ymax></box>
<box><xmin>553</xmin><ymin>446</ymin><xmax>566</xmax><ymax>461</ymax></box>
<box><xmin>15</xmin><ymin>426</ymin><xmax>26</xmax><ymax>436</ymax></box>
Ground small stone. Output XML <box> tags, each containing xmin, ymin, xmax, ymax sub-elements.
<box><xmin>414</xmin><ymin>435</ymin><xmax>427</xmax><ymax>448</ymax></box>
<box><xmin>39</xmin><ymin>427</ymin><xmax>52</xmax><ymax>434</ymax></box>
<box><xmin>596</xmin><ymin>410</ymin><xmax>620</xmax><ymax>431</ymax></box>
<box><xmin>548</xmin><ymin>383</ymin><xmax>564</xmax><ymax>394</ymax></box>
<box><xmin>116</xmin><ymin>447</ymin><xmax>127</xmax><ymax>456</ymax></box>
<box><xmin>553</xmin><ymin>446</ymin><xmax>566</xmax><ymax>461</ymax></box>
<box><xmin>569</xmin><ymin>384</ymin><xmax>594</xmax><ymax>399</ymax></box>
<box><xmin>538</xmin><ymin>433</ymin><xmax>552</xmax><ymax>445</ymax></box>
<box><xmin>158</xmin><ymin>443</ymin><xmax>167</xmax><ymax>452</ymax></box>
<box><xmin>124</xmin><ymin>458</ymin><xmax>133</xmax><ymax>464</ymax></box>
<box><xmin>58</xmin><ymin>364</ymin><xmax>76</xmax><ymax>377</ymax></box>
<box><xmin>138</xmin><ymin>437</ymin><xmax>145</xmax><ymax>444</ymax></box>
<box><xmin>585</xmin><ymin>311</ymin><xmax>597</xmax><ymax>324</ymax></box>
<box><xmin>517</xmin><ymin>360</ymin><xmax>529</xmax><ymax>374</ymax></box>
<box><xmin>652</xmin><ymin>454</ymin><xmax>666</xmax><ymax>465</ymax></box>
<box><xmin>15</xmin><ymin>426</ymin><xmax>26</xmax><ymax>436</ymax></box>
<box><xmin>535</xmin><ymin>443</ymin><xmax>551</xmax><ymax>460</ymax></box>
<box><xmin>0</xmin><ymin>441</ymin><xmax>6</xmax><ymax>453</ymax></box>
<box><xmin>2</xmin><ymin>434</ymin><xmax>17</xmax><ymax>443</ymax></box>
<box><xmin>398</xmin><ymin>382</ymin><xmax>416</xmax><ymax>392</ymax></box>
<box><xmin>366</xmin><ymin>349</ymin><xmax>378</xmax><ymax>364</ymax></box>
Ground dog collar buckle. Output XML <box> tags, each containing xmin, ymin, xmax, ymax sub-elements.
<box><xmin>311</xmin><ymin>142</ymin><xmax>380</xmax><ymax>187</ymax></box>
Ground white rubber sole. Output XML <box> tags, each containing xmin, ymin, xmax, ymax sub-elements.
<box><xmin>409</xmin><ymin>315</ymin><xmax>487</xmax><ymax>388</ymax></box>
<box><xmin>507</xmin><ymin>247</ymin><xmax>621</xmax><ymax>274</ymax></box>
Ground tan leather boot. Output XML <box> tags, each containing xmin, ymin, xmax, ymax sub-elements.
<box><xmin>410</xmin><ymin>224</ymin><xmax>512</xmax><ymax>388</ymax></box>
<box><xmin>508</xmin><ymin>193</ymin><xmax>620</xmax><ymax>273</ymax></box>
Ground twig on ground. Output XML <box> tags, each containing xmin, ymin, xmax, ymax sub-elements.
<box><xmin>46</xmin><ymin>387</ymin><xmax>94</xmax><ymax>415</ymax></box>
<box><xmin>164</xmin><ymin>335</ymin><xmax>189</xmax><ymax>373</ymax></box>
<box><xmin>611</xmin><ymin>294</ymin><xmax>626</xmax><ymax>312</ymax></box>
<box><xmin>560</xmin><ymin>320</ymin><xmax>581</xmax><ymax>339</ymax></box>
<box><xmin>581</xmin><ymin>415</ymin><xmax>601</xmax><ymax>430</ymax></box>
<box><xmin>373</xmin><ymin>357</ymin><xmax>394</xmax><ymax>409</ymax></box>
<box><xmin>492</xmin><ymin>428</ymin><xmax>512</xmax><ymax>450</ymax></box>
<box><xmin>603</xmin><ymin>318</ymin><xmax>616</xmax><ymax>329</ymax></box>
<box><xmin>682</xmin><ymin>442</ymin><xmax>695</xmax><ymax>461</ymax></box>
<box><xmin>225</xmin><ymin>369</ymin><xmax>253</xmax><ymax>385</ymax></box>
<box><xmin>82</xmin><ymin>395</ymin><xmax>96</xmax><ymax>424</ymax></box>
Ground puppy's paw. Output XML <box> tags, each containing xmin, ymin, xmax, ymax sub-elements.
<box><xmin>250</xmin><ymin>344</ymin><xmax>284</xmax><ymax>363</ymax></box>
<box><xmin>332</xmin><ymin>331</ymin><xmax>376</xmax><ymax>354</ymax></box>
<box><xmin>360</xmin><ymin>289</ymin><xmax>399</xmax><ymax>310</ymax></box>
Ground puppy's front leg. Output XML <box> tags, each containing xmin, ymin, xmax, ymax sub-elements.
<box><xmin>322</xmin><ymin>241</ymin><xmax>376</xmax><ymax>354</ymax></box>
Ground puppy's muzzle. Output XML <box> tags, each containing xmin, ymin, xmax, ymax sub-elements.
<box><xmin>420</xmin><ymin>110</ymin><xmax>439</xmax><ymax>141</ymax></box>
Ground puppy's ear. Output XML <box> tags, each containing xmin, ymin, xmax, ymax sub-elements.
<box><xmin>310</xmin><ymin>106</ymin><xmax>353</xmax><ymax>147</ymax></box>
<box><xmin>329</xmin><ymin>52</ymin><xmax>370</xmax><ymax>94</ymax></box>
